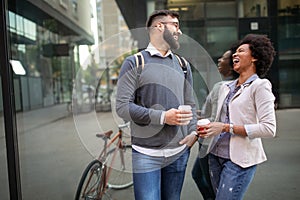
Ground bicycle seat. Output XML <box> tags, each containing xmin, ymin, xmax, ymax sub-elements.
<box><xmin>96</xmin><ymin>130</ymin><xmax>113</xmax><ymax>139</ymax></box>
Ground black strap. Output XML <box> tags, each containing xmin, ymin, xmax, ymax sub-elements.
<box><xmin>134</xmin><ymin>52</ymin><xmax>189</xmax><ymax>104</ymax></box>
<box><xmin>174</xmin><ymin>54</ymin><xmax>188</xmax><ymax>79</ymax></box>
<box><xmin>136</xmin><ymin>52</ymin><xmax>188</xmax><ymax>79</ymax></box>
<box><xmin>178</xmin><ymin>56</ymin><xmax>187</xmax><ymax>79</ymax></box>
<box><xmin>134</xmin><ymin>52</ymin><xmax>143</xmax><ymax>104</ymax></box>
<box><xmin>136</xmin><ymin>54</ymin><xmax>143</xmax><ymax>80</ymax></box>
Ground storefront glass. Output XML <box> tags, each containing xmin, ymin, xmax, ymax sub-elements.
<box><xmin>0</xmin><ymin>81</ymin><xmax>9</xmax><ymax>200</ymax></box>
<box><xmin>166</xmin><ymin>0</ymin><xmax>300</xmax><ymax>108</ymax></box>
<box><xmin>1</xmin><ymin>1</ymin><xmax>12</xmax><ymax>199</ymax></box>
<box><xmin>168</xmin><ymin>0</ymin><xmax>238</xmax><ymax>60</ymax></box>
<box><xmin>6</xmin><ymin>1</ymin><xmax>95</xmax><ymax>199</ymax></box>
<box><xmin>278</xmin><ymin>0</ymin><xmax>300</xmax><ymax>107</ymax></box>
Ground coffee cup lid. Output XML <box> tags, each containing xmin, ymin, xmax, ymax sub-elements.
<box><xmin>197</xmin><ymin>119</ymin><xmax>210</xmax><ymax>125</ymax></box>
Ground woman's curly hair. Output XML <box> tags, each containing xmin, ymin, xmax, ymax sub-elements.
<box><xmin>239</xmin><ymin>34</ymin><xmax>276</xmax><ymax>78</ymax></box>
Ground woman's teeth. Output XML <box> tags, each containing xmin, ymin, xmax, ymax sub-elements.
<box><xmin>233</xmin><ymin>59</ymin><xmax>239</xmax><ymax>63</ymax></box>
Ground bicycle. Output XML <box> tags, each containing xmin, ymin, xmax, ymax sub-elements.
<box><xmin>75</xmin><ymin>122</ymin><xmax>133</xmax><ymax>200</ymax></box>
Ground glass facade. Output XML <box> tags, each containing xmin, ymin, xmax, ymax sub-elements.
<box><xmin>0</xmin><ymin>0</ymin><xmax>299</xmax><ymax>199</ymax></box>
<box><xmin>169</xmin><ymin>1</ymin><xmax>238</xmax><ymax>57</ymax></box>
<box><xmin>277</xmin><ymin>0</ymin><xmax>300</xmax><ymax>107</ymax></box>
<box><xmin>165</xmin><ymin>0</ymin><xmax>299</xmax><ymax>108</ymax></box>
<box><xmin>0</xmin><ymin>89</ymin><xmax>9</xmax><ymax>200</ymax></box>
<box><xmin>7</xmin><ymin>10</ymin><xmax>74</xmax><ymax>111</ymax></box>
<box><xmin>1</xmin><ymin>0</ymin><xmax>96</xmax><ymax>199</ymax></box>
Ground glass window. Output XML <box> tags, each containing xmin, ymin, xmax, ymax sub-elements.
<box><xmin>8</xmin><ymin>11</ymin><xmax>16</xmax><ymax>33</ymax></box>
<box><xmin>2</xmin><ymin>7</ymin><xmax>17</xmax><ymax>199</ymax></box>
<box><xmin>278</xmin><ymin>0</ymin><xmax>300</xmax><ymax>16</ymax></box>
<box><xmin>24</xmin><ymin>19</ymin><xmax>36</xmax><ymax>41</ymax></box>
<box><xmin>72</xmin><ymin>0</ymin><xmax>78</xmax><ymax>13</ymax></box>
<box><xmin>206</xmin><ymin>26</ymin><xmax>238</xmax><ymax>56</ymax></box>
<box><xmin>206</xmin><ymin>2</ymin><xmax>236</xmax><ymax>18</ymax></box>
<box><xmin>6</xmin><ymin>1</ymin><xmax>96</xmax><ymax>199</ymax></box>
<box><xmin>0</xmin><ymin>78</ymin><xmax>10</xmax><ymax>200</ymax></box>
<box><xmin>169</xmin><ymin>2</ymin><xmax>205</xmax><ymax>20</ymax></box>
<box><xmin>238</xmin><ymin>0</ymin><xmax>268</xmax><ymax>17</ymax></box>
<box><xmin>277</xmin><ymin>0</ymin><xmax>300</xmax><ymax>107</ymax></box>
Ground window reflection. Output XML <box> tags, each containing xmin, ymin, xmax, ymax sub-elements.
<box><xmin>167</xmin><ymin>0</ymin><xmax>238</xmax><ymax>59</ymax></box>
<box><xmin>8</xmin><ymin>12</ymin><xmax>74</xmax><ymax>111</ymax></box>
<box><xmin>238</xmin><ymin>0</ymin><xmax>268</xmax><ymax>17</ymax></box>
<box><xmin>0</xmin><ymin>81</ymin><xmax>9</xmax><ymax>200</ymax></box>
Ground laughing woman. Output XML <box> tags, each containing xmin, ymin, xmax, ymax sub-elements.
<box><xmin>197</xmin><ymin>34</ymin><xmax>277</xmax><ymax>200</ymax></box>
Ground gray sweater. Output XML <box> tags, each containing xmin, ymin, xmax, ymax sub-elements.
<box><xmin>116</xmin><ymin>50</ymin><xmax>197</xmax><ymax>149</ymax></box>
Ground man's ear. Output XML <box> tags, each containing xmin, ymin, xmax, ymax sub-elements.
<box><xmin>156</xmin><ymin>22</ymin><xmax>164</xmax><ymax>31</ymax></box>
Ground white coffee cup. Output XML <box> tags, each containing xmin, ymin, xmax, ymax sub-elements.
<box><xmin>197</xmin><ymin>119</ymin><xmax>211</xmax><ymax>158</ymax></box>
<box><xmin>178</xmin><ymin>105</ymin><xmax>192</xmax><ymax>125</ymax></box>
<box><xmin>178</xmin><ymin>105</ymin><xmax>191</xmax><ymax>111</ymax></box>
<box><xmin>197</xmin><ymin>119</ymin><xmax>210</xmax><ymax>131</ymax></box>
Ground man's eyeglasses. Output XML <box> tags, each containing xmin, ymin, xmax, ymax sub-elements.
<box><xmin>160</xmin><ymin>21</ymin><xmax>180</xmax><ymax>29</ymax></box>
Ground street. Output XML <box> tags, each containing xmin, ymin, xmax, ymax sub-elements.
<box><xmin>1</xmin><ymin>107</ymin><xmax>299</xmax><ymax>199</ymax></box>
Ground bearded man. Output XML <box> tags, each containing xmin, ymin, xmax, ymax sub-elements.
<box><xmin>116</xmin><ymin>10</ymin><xmax>198</xmax><ymax>200</ymax></box>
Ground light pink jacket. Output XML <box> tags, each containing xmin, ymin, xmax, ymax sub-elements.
<box><xmin>209</xmin><ymin>78</ymin><xmax>276</xmax><ymax>168</ymax></box>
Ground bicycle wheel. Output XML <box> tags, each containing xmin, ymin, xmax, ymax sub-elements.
<box><xmin>106</xmin><ymin>145</ymin><xmax>133</xmax><ymax>189</ymax></box>
<box><xmin>75</xmin><ymin>160</ymin><xmax>108</xmax><ymax>200</ymax></box>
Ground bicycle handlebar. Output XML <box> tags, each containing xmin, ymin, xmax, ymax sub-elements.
<box><xmin>118</xmin><ymin>122</ymin><xmax>130</xmax><ymax>129</ymax></box>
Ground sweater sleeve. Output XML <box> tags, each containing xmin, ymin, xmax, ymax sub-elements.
<box><xmin>245</xmin><ymin>79</ymin><xmax>276</xmax><ymax>139</ymax></box>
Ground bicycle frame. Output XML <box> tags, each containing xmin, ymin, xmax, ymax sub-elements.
<box><xmin>98</xmin><ymin>129</ymin><xmax>125</xmax><ymax>193</ymax></box>
<box><xmin>76</xmin><ymin>121</ymin><xmax>132</xmax><ymax>200</ymax></box>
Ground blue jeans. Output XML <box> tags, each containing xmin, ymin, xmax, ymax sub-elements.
<box><xmin>208</xmin><ymin>154</ymin><xmax>257</xmax><ymax>200</ymax></box>
<box><xmin>132</xmin><ymin>148</ymin><xmax>190</xmax><ymax>200</ymax></box>
<box><xmin>192</xmin><ymin>154</ymin><xmax>215</xmax><ymax>200</ymax></box>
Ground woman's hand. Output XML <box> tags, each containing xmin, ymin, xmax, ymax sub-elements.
<box><xmin>198</xmin><ymin>122</ymin><xmax>225</xmax><ymax>138</ymax></box>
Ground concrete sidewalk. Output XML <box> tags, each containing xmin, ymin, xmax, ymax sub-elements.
<box><xmin>183</xmin><ymin>108</ymin><xmax>300</xmax><ymax>200</ymax></box>
<box><xmin>16</xmin><ymin>104</ymin><xmax>69</xmax><ymax>133</ymax></box>
<box><xmin>1</xmin><ymin>106</ymin><xmax>299</xmax><ymax>199</ymax></box>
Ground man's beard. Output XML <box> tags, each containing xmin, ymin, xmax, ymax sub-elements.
<box><xmin>163</xmin><ymin>27</ymin><xmax>180</xmax><ymax>50</ymax></box>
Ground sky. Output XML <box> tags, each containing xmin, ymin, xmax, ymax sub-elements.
<box><xmin>79</xmin><ymin>0</ymin><xmax>99</xmax><ymax>70</ymax></box>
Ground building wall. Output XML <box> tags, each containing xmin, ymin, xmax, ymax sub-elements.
<box><xmin>116</xmin><ymin>0</ymin><xmax>300</xmax><ymax>108</ymax></box>
<box><xmin>44</xmin><ymin>0</ymin><xmax>92</xmax><ymax>36</ymax></box>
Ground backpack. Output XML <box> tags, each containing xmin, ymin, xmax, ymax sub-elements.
<box><xmin>133</xmin><ymin>51</ymin><xmax>189</xmax><ymax>104</ymax></box>
<box><xmin>133</xmin><ymin>52</ymin><xmax>188</xmax><ymax>79</ymax></box>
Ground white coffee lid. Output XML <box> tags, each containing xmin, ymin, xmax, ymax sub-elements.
<box><xmin>178</xmin><ymin>105</ymin><xmax>191</xmax><ymax>110</ymax></box>
<box><xmin>197</xmin><ymin>118</ymin><xmax>210</xmax><ymax>125</ymax></box>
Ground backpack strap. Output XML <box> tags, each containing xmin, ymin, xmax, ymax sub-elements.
<box><xmin>133</xmin><ymin>52</ymin><xmax>188</xmax><ymax>104</ymax></box>
<box><xmin>134</xmin><ymin>52</ymin><xmax>188</xmax><ymax>79</ymax></box>
<box><xmin>134</xmin><ymin>52</ymin><xmax>144</xmax><ymax>69</ymax></box>
<box><xmin>134</xmin><ymin>52</ymin><xmax>144</xmax><ymax>80</ymax></box>
<box><xmin>175</xmin><ymin>54</ymin><xmax>188</xmax><ymax>79</ymax></box>
<box><xmin>133</xmin><ymin>52</ymin><xmax>144</xmax><ymax>104</ymax></box>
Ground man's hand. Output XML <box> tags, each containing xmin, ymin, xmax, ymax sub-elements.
<box><xmin>164</xmin><ymin>108</ymin><xmax>193</xmax><ymax>126</ymax></box>
<box><xmin>179</xmin><ymin>133</ymin><xmax>198</xmax><ymax>147</ymax></box>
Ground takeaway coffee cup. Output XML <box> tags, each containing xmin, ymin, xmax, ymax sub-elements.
<box><xmin>178</xmin><ymin>105</ymin><xmax>191</xmax><ymax>111</ymax></box>
<box><xmin>197</xmin><ymin>118</ymin><xmax>210</xmax><ymax>132</ymax></box>
<box><xmin>178</xmin><ymin>105</ymin><xmax>192</xmax><ymax>125</ymax></box>
<box><xmin>197</xmin><ymin>118</ymin><xmax>211</xmax><ymax>158</ymax></box>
